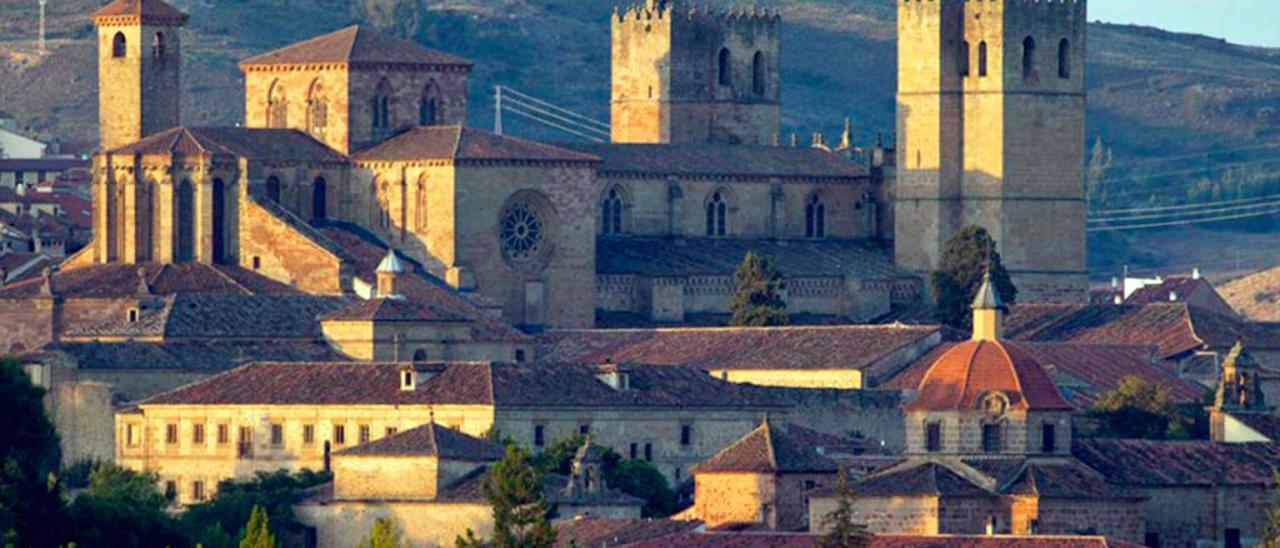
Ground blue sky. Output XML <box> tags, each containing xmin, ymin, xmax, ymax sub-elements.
<box><xmin>1091</xmin><ymin>0</ymin><xmax>1280</xmax><ymax>48</ymax></box>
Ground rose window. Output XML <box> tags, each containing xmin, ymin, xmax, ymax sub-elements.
<box><xmin>500</xmin><ymin>202</ymin><xmax>543</xmax><ymax>261</ymax></box>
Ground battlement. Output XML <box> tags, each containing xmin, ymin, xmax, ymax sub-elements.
<box><xmin>899</xmin><ymin>0</ymin><xmax>1085</xmax><ymax>18</ymax></box>
<box><xmin>613</xmin><ymin>0</ymin><xmax>780</xmax><ymax>29</ymax></box>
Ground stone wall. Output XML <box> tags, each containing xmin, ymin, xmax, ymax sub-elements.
<box><xmin>238</xmin><ymin>194</ymin><xmax>345</xmax><ymax>294</ymax></box>
<box><xmin>0</xmin><ymin>298</ymin><xmax>54</xmax><ymax>354</ymax></box>
<box><xmin>334</xmin><ymin>455</ymin><xmax>440</xmax><ymax>500</ymax></box>
<box><xmin>904</xmin><ymin>410</ymin><xmax>1073</xmax><ymax>457</ymax></box>
<box><xmin>695</xmin><ymin>472</ymin><xmax>774</xmax><ymax>528</ymax></box>
<box><xmin>243</xmin><ymin>67</ymin><xmax>352</xmax><ymax>153</ymax></box>
<box><xmin>1140</xmin><ymin>485</ymin><xmax>1275</xmax><ymax>548</ymax></box>
<box><xmin>1011</xmin><ymin>496</ymin><xmax>1145</xmax><ymax>542</ymax></box>
<box><xmin>97</xmin><ymin>21</ymin><xmax>182</xmax><ymax>152</ymax></box>
<box><xmin>295</xmin><ymin>500</ymin><xmax>492</xmax><ymax>548</ymax></box>
<box><xmin>348</xmin><ymin>67</ymin><xmax>469</xmax><ymax>153</ymax></box>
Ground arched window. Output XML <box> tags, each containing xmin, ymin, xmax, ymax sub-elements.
<box><xmin>752</xmin><ymin>51</ymin><xmax>766</xmax><ymax>95</ymax></box>
<box><xmin>805</xmin><ymin>194</ymin><xmax>826</xmax><ymax>239</ymax></box>
<box><xmin>265</xmin><ymin>176</ymin><xmax>281</xmax><ymax>203</ymax></box>
<box><xmin>267</xmin><ymin>81</ymin><xmax>288</xmax><ymax>128</ymax></box>
<box><xmin>601</xmin><ymin>187</ymin><xmax>625</xmax><ymax>236</ymax></box>
<box><xmin>1058</xmin><ymin>38</ymin><xmax>1071</xmax><ymax>79</ymax></box>
<box><xmin>112</xmin><ymin>32</ymin><xmax>127</xmax><ymax>58</ymax></box>
<box><xmin>175</xmin><ymin>179</ymin><xmax>195</xmax><ymax>262</ymax></box>
<box><xmin>717</xmin><ymin>48</ymin><xmax>731</xmax><ymax>87</ymax></box>
<box><xmin>1022</xmin><ymin>36</ymin><xmax>1037</xmax><ymax>82</ymax></box>
<box><xmin>212</xmin><ymin>179</ymin><xmax>226</xmax><ymax>264</ymax></box>
<box><xmin>312</xmin><ymin>177</ymin><xmax>327</xmax><ymax>220</ymax></box>
<box><xmin>706</xmin><ymin>191</ymin><xmax>728</xmax><ymax>237</ymax></box>
<box><xmin>372</xmin><ymin>79</ymin><xmax>393</xmax><ymax>134</ymax></box>
<box><xmin>959</xmin><ymin>41</ymin><xmax>971</xmax><ymax>77</ymax></box>
<box><xmin>306</xmin><ymin>80</ymin><xmax>328</xmax><ymax>137</ymax></box>
<box><xmin>420</xmin><ymin>82</ymin><xmax>440</xmax><ymax>126</ymax></box>
<box><xmin>978</xmin><ymin>41</ymin><xmax>988</xmax><ymax>77</ymax></box>
<box><xmin>153</xmin><ymin>32</ymin><xmax>165</xmax><ymax>59</ymax></box>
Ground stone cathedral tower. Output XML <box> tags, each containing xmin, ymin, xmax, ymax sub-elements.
<box><xmin>611</xmin><ymin>0</ymin><xmax>781</xmax><ymax>146</ymax></box>
<box><xmin>895</xmin><ymin>0</ymin><xmax>1088</xmax><ymax>302</ymax></box>
<box><xmin>93</xmin><ymin>0</ymin><xmax>188</xmax><ymax>151</ymax></box>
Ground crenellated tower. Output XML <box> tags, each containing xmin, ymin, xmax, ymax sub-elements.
<box><xmin>93</xmin><ymin>0</ymin><xmax>187</xmax><ymax>151</ymax></box>
<box><xmin>611</xmin><ymin>0</ymin><xmax>781</xmax><ymax>146</ymax></box>
<box><xmin>895</xmin><ymin>0</ymin><xmax>1088</xmax><ymax>302</ymax></box>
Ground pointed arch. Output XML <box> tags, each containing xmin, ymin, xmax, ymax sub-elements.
<box><xmin>175</xmin><ymin>179</ymin><xmax>195</xmax><ymax>262</ymax></box>
<box><xmin>717</xmin><ymin>48</ymin><xmax>732</xmax><ymax>87</ymax></box>
<box><xmin>372</xmin><ymin>78</ymin><xmax>394</xmax><ymax>135</ymax></box>
<box><xmin>959</xmin><ymin>41</ymin><xmax>971</xmax><ymax>77</ymax></box>
<box><xmin>1058</xmin><ymin>38</ymin><xmax>1071</xmax><ymax>79</ymax></box>
<box><xmin>752</xmin><ymin>51</ymin><xmax>766</xmax><ymax>95</ymax></box>
<box><xmin>420</xmin><ymin>80</ymin><xmax>441</xmax><ymax>126</ymax></box>
<box><xmin>705</xmin><ymin>188</ymin><xmax>731</xmax><ymax>237</ymax></box>
<box><xmin>805</xmin><ymin>192</ymin><xmax>827</xmax><ymax>239</ymax></box>
<box><xmin>112</xmin><ymin>32</ymin><xmax>127</xmax><ymax>58</ymax></box>
<box><xmin>306</xmin><ymin>79</ymin><xmax>328</xmax><ymax>137</ymax></box>
<box><xmin>267</xmin><ymin>80</ymin><xmax>288</xmax><ymax>129</ymax></box>
<box><xmin>600</xmin><ymin>185</ymin><xmax>629</xmax><ymax>236</ymax></box>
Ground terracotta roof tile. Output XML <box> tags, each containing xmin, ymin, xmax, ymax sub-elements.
<box><xmin>535</xmin><ymin>324</ymin><xmax>941</xmax><ymax>385</ymax></box>
<box><xmin>320</xmin><ymin>297</ymin><xmax>470</xmax><ymax>323</ymax></box>
<box><xmin>240</xmin><ymin>25</ymin><xmax>472</xmax><ymax>68</ymax></box>
<box><xmin>1072</xmin><ymin>439</ymin><xmax>1280</xmax><ymax>487</ymax></box>
<box><xmin>106</xmin><ymin>127</ymin><xmax>346</xmax><ymax>164</ymax></box>
<box><xmin>91</xmin><ymin>0</ymin><xmax>188</xmax><ymax>24</ymax></box>
<box><xmin>334</xmin><ymin>422</ymin><xmax>505</xmax><ymax>460</ymax></box>
<box><xmin>903</xmin><ymin>340</ymin><xmax>1074</xmax><ymax>412</ymax></box>
<box><xmin>65</xmin><ymin>294</ymin><xmax>347</xmax><ymax>339</ymax></box>
<box><xmin>629</xmin><ymin>534</ymin><xmax>1141</xmax><ymax>548</ymax></box>
<box><xmin>996</xmin><ymin>462</ymin><xmax>1142</xmax><ymax>500</ymax></box>
<box><xmin>849</xmin><ymin>461</ymin><xmax>989</xmax><ymax>498</ymax></box>
<box><xmin>554</xmin><ymin>518</ymin><xmax>702</xmax><ymax>548</ymax></box>
<box><xmin>26</xmin><ymin>340</ymin><xmax>344</xmax><ymax>373</ymax></box>
<box><xmin>0</xmin><ymin>262</ymin><xmax>304</xmax><ymax>299</ymax></box>
<box><xmin>353</xmin><ymin>126</ymin><xmax>599</xmax><ymax>163</ymax></box>
<box><xmin>692</xmin><ymin>421</ymin><xmax>838</xmax><ymax>474</ymax></box>
<box><xmin>597</xmin><ymin>237</ymin><xmax>916</xmax><ymax>282</ymax></box>
<box><xmin>565</xmin><ymin>143</ymin><xmax>868</xmax><ymax>181</ymax></box>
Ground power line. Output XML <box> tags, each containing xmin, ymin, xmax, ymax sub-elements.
<box><xmin>1086</xmin><ymin>204</ymin><xmax>1280</xmax><ymax>232</ymax></box>
<box><xmin>493</xmin><ymin>85</ymin><xmax>610</xmax><ymax>142</ymax></box>
<box><xmin>1089</xmin><ymin>197</ymin><xmax>1280</xmax><ymax>224</ymax></box>
<box><xmin>1091</xmin><ymin>156</ymin><xmax>1280</xmax><ymax>187</ymax></box>
<box><xmin>1103</xmin><ymin>142</ymin><xmax>1280</xmax><ymax>170</ymax></box>
<box><xmin>1090</xmin><ymin>194</ymin><xmax>1280</xmax><ymax>216</ymax></box>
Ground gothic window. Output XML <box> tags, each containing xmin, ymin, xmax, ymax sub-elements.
<box><xmin>752</xmin><ymin>51</ymin><xmax>766</xmax><ymax>95</ymax></box>
<box><xmin>306</xmin><ymin>80</ymin><xmax>328</xmax><ymax>137</ymax></box>
<box><xmin>706</xmin><ymin>191</ymin><xmax>728</xmax><ymax>237</ymax></box>
<box><xmin>959</xmin><ymin>41</ymin><xmax>970</xmax><ymax>77</ymax></box>
<box><xmin>420</xmin><ymin>81</ymin><xmax>440</xmax><ymax>126</ymax></box>
<box><xmin>805</xmin><ymin>194</ymin><xmax>826</xmax><ymax>239</ymax></box>
<box><xmin>265</xmin><ymin>176</ymin><xmax>281</xmax><ymax>203</ymax></box>
<box><xmin>112</xmin><ymin>32</ymin><xmax>127</xmax><ymax>58</ymax></box>
<box><xmin>500</xmin><ymin>202</ymin><xmax>544</xmax><ymax>261</ymax></box>
<box><xmin>153</xmin><ymin>32</ymin><xmax>165</xmax><ymax>59</ymax></box>
<box><xmin>1058</xmin><ymin>38</ymin><xmax>1071</xmax><ymax>79</ymax></box>
<box><xmin>175</xmin><ymin>179</ymin><xmax>195</xmax><ymax>263</ymax></box>
<box><xmin>312</xmin><ymin>177</ymin><xmax>327</xmax><ymax>220</ymax></box>
<box><xmin>978</xmin><ymin>41</ymin><xmax>988</xmax><ymax>77</ymax></box>
<box><xmin>1022</xmin><ymin>36</ymin><xmax>1037</xmax><ymax>82</ymax></box>
<box><xmin>267</xmin><ymin>81</ymin><xmax>288</xmax><ymax>128</ymax></box>
<box><xmin>372</xmin><ymin>78</ymin><xmax>394</xmax><ymax>135</ymax></box>
<box><xmin>717</xmin><ymin>48</ymin><xmax>731</xmax><ymax>87</ymax></box>
<box><xmin>211</xmin><ymin>178</ymin><xmax>226</xmax><ymax>264</ymax></box>
<box><xmin>600</xmin><ymin>187</ymin><xmax>625</xmax><ymax>236</ymax></box>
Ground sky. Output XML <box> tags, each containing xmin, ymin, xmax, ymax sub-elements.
<box><xmin>1090</xmin><ymin>0</ymin><xmax>1280</xmax><ymax>48</ymax></box>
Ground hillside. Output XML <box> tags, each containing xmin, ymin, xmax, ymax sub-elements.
<box><xmin>3</xmin><ymin>0</ymin><xmax>1280</xmax><ymax>278</ymax></box>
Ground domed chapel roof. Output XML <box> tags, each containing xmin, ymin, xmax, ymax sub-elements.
<box><xmin>903</xmin><ymin>339</ymin><xmax>1074</xmax><ymax>413</ymax></box>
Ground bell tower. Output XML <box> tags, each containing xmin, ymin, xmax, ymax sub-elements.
<box><xmin>93</xmin><ymin>0</ymin><xmax>188</xmax><ymax>151</ymax></box>
<box><xmin>895</xmin><ymin>0</ymin><xmax>1088</xmax><ymax>302</ymax></box>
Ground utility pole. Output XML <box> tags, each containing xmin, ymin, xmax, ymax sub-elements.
<box><xmin>494</xmin><ymin>85</ymin><xmax>503</xmax><ymax>135</ymax></box>
<box><xmin>37</xmin><ymin>0</ymin><xmax>48</xmax><ymax>54</ymax></box>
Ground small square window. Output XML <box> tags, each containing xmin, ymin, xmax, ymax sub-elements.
<box><xmin>192</xmin><ymin>480</ymin><xmax>205</xmax><ymax>502</ymax></box>
<box><xmin>126</xmin><ymin>424</ymin><xmax>138</xmax><ymax>446</ymax></box>
<box><xmin>303</xmin><ymin>425</ymin><xmax>315</xmax><ymax>445</ymax></box>
<box><xmin>252</xmin><ymin>256</ymin><xmax>261</xmax><ymax>270</ymax></box>
<box><xmin>579</xmin><ymin>424</ymin><xmax>590</xmax><ymax>436</ymax></box>
<box><xmin>1041</xmin><ymin>423</ymin><xmax>1057</xmax><ymax>454</ymax></box>
<box><xmin>271</xmin><ymin>424</ymin><xmax>284</xmax><ymax>447</ymax></box>
<box><xmin>644</xmin><ymin>443</ymin><xmax>653</xmax><ymax>462</ymax></box>
<box><xmin>385</xmin><ymin>427</ymin><xmax>398</xmax><ymax>438</ymax></box>
<box><xmin>164</xmin><ymin>480</ymin><xmax>177</xmax><ymax>500</ymax></box>
<box><xmin>680</xmin><ymin>425</ymin><xmax>692</xmax><ymax>446</ymax></box>
<box><xmin>359</xmin><ymin>425</ymin><xmax>371</xmax><ymax>444</ymax></box>
<box><xmin>217</xmin><ymin>424</ymin><xmax>229</xmax><ymax>445</ymax></box>
<box><xmin>192</xmin><ymin>424</ymin><xmax>205</xmax><ymax>445</ymax></box>
<box><xmin>926</xmin><ymin>422</ymin><xmax>942</xmax><ymax>453</ymax></box>
<box><xmin>982</xmin><ymin>423</ymin><xmax>1002</xmax><ymax>453</ymax></box>
<box><xmin>515</xmin><ymin>349</ymin><xmax>527</xmax><ymax>363</ymax></box>
<box><xmin>630</xmin><ymin>443</ymin><xmax>638</xmax><ymax>460</ymax></box>
<box><xmin>333</xmin><ymin>425</ymin><xmax>346</xmax><ymax>445</ymax></box>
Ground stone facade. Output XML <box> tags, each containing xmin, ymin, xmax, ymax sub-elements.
<box><xmin>895</xmin><ymin>0</ymin><xmax>1088</xmax><ymax>302</ymax></box>
<box><xmin>95</xmin><ymin>12</ymin><xmax>184</xmax><ymax>152</ymax></box>
<box><xmin>611</xmin><ymin>1</ymin><xmax>781</xmax><ymax>145</ymax></box>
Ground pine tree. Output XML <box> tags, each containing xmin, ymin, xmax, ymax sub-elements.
<box><xmin>730</xmin><ymin>252</ymin><xmax>788</xmax><ymax>327</ymax></box>
<box><xmin>817</xmin><ymin>471</ymin><xmax>872</xmax><ymax>548</ymax></box>
<box><xmin>929</xmin><ymin>225</ymin><xmax>1017</xmax><ymax>330</ymax></box>
<box><xmin>458</xmin><ymin>445</ymin><xmax>555</xmax><ymax>548</ymax></box>
<box><xmin>358</xmin><ymin>517</ymin><xmax>407</xmax><ymax>548</ymax></box>
<box><xmin>239</xmin><ymin>506</ymin><xmax>276</xmax><ymax>548</ymax></box>
<box><xmin>0</xmin><ymin>358</ymin><xmax>65</xmax><ymax>548</ymax></box>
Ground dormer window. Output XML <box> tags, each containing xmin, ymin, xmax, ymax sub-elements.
<box><xmin>401</xmin><ymin>370</ymin><xmax>415</xmax><ymax>391</ymax></box>
<box><xmin>594</xmin><ymin>363</ymin><xmax>632</xmax><ymax>391</ymax></box>
<box><xmin>400</xmin><ymin>364</ymin><xmax>445</xmax><ymax>391</ymax></box>
<box><xmin>127</xmin><ymin>308</ymin><xmax>139</xmax><ymax>323</ymax></box>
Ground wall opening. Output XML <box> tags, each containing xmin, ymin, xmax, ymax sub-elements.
<box><xmin>112</xmin><ymin>32</ymin><xmax>127</xmax><ymax>58</ymax></box>
<box><xmin>212</xmin><ymin>178</ymin><xmax>226</xmax><ymax>264</ymax></box>
<box><xmin>312</xmin><ymin>177</ymin><xmax>328</xmax><ymax>220</ymax></box>
<box><xmin>175</xmin><ymin>179</ymin><xmax>195</xmax><ymax>262</ymax></box>
<box><xmin>717</xmin><ymin>48</ymin><xmax>731</xmax><ymax>87</ymax></box>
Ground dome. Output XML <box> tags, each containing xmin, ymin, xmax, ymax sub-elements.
<box><xmin>904</xmin><ymin>340</ymin><xmax>1073</xmax><ymax>412</ymax></box>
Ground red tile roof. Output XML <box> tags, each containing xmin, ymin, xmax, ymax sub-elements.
<box><xmin>1072</xmin><ymin>439</ymin><xmax>1280</xmax><ymax>487</ymax></box>
<box><xmin>692</xmin><ymin>421</ymin><xmax>838</xmax><ymax>474</ymax></box>
<box><xmin>626</xmin><ymin>533</ymin><xmax>1143</xmax><ymax>548</ymax></box>
<box><xmin>333</xmin><ymin>422</ymin><xmax>505</xmax><ymax>461</ymax></box>
<box><xmin>903</xmin><ymin>340</ymin><xmax>1074</xmax><ymax>412</ymax></box>
<box><xmin>535</xmin><ymin>324</ymin><xmax>942</xmax><ymax>384</ymax></box>
<box><xmin>554</xmin><ymin>518</ymin><xmax>702</xmax><ymax>548</ymax></box>
<box><xmin>320</xmin><ymin>297</ymin><xmax>470</xmax><ymax>323</ymax></box>
<box><xmin>106</xmin><ymin>127</ymin><xmax>346</xmax><ymax>164</ymax></box>
<box><xmin>845</xmin><ymin>461</ymin><xmax>989</xmax><ymax>498</ymax></box>
<box><xmin>0</xmin><ymin>262</ymin><xmax>303</xmax><ymax>299</ymax></box>
<box><xmin>91</xmin><ymin>0</ymin><xmax>188</xmax><ymax>24</ymax></box>
<box><xmin>352</xmin><ymin>126</ymin><xmax>599</xmax><ymax>164</ymax></box>
<box><xmin>240</xmin><ymin>25</ymin><xmax>472</xmax><ymax>68</ymax></box>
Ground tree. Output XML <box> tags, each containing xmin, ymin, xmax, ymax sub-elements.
<box><xmin>930</xmin><ymin>225</ymin><xmax>1017</xmax><ymax>330</ymax></box>
<box><xmin>358</xmin><ymin>517</ymin><xmax>407</xmax><ymax>548</ymax></box>
<box><xmin>64</xmin><ymin>464</ymin><xmax>186</xmax><ymax>548</ymax></box>
<box><xmin>239</xmin><ymin>505</ymin><xmax>277</xmax><ymax>548</ymax></box>
<box><xmin>1090</xmin><ymin>375</ymin><xmax>1204</xmax><ymax>440</ymax></box>
<box><xmin>604</xmin><ymin>460</ymin><xmax>678</xmax><ymax>518</ymax></box>
<box><xmin>0</xmin><ymin>358</ymin><xmax>65</xmax><ymax>548</ymax></box>
<box><xmin>730</xmin><ymin>252</ymin><xmax>788</xmax><ymax>327</ymax></box>
<box><xmin>460</xmin><ymin>445</ymin><xmax>556</xmax><ymax>548</ymax></box>
<box><xmin>817</xmin><ymin>471</ymin><xmax>872</xmax><ymax>548</ymax></box>
<box><xmin>182</xmin><ymin>469</ymin><xmax>331</xmax><ymax>548</ymax></box>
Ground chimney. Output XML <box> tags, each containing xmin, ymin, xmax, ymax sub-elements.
<box><xmin>1193</xmin><ymin>267</ymin><xmax>1202</xmax><ymax>280</ymax></box>
<box><xmin>1170</xmin><ymin>291</ymin><xmax>1179</xmax><ymax>302</ymax></box>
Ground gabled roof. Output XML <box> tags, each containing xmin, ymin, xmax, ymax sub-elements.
<box><xmin>903</xmin><ymin>340</ymin><xmax>1074</xmax><ymax>412</ymax></box>
<box><xmin>91</xmin><ymin>0</ymin><xmax>188</xmax><ymax>25</ymax></box>
<box><xmin>692</xmin><ymin>421</ymin><xmax>838</xmax><ymax>474</ymax></box>
<box><xmin>352</xmin><ymin>126</ymin><xmax>600</xmax><ymax>164</ymax></box>
<box><xmin>0</xmin><ymin>262</ymin><xmax>303</xmax><ymax>299</ymax></box>
<box><xmin>597</xmin><ymin>236</ymin><xmax>914</xmax><ymax>281</ymax></box>
<box><xmin>1072</xmin><ymin>439</ymin><xmax>1280</xmax><ymax>487</ymax></box>
<box><xmin>240</xmin><ymin>25</ymin><xmax>472</xmax><ymax>68</ymax></box>
<box><xmin>334</xmin><ymin>422</ymin><xmax>505</xmax><ymax>461</ymax></box>
<box><xmin>319</xmin><ymin>297</ymin><xmax>470</xmax><ymax>323</ymax></box>
<box><xmin>105</xmin><ymin>127</ymin><xmax>347</xmax><ymax>164</ymax></box>
<box><xmin>850</xmin><ymin>462</ymin><xmax>989</xmax><ymax>498</ymax></box>
<box><xmin>565</xmin><ymin>143</ymin><xmax>868</xmax><ymax>181</ymax></box>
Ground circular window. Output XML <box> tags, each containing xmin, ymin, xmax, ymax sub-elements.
<box><xmin>500</xmin><ymin>202</ymin><xmax>544</xmax><ymax>261</ymax></box>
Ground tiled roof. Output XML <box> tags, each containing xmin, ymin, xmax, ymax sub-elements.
<box><xmin>627</xmin><ymin>534</ymin><xmax>1143</xmax><ymax>548</ymax></box>
<box><xmin>0</xmin><ymin>252</ymin><xmax>51</xmax><ymax>285</ymax></box>
<box><xmin>1126</xmin><ymin>277</ymin><xmax>1217</xmax><ymax>306</ymax></box>
<box><xmin>534</xmin><ymin>325</ymin><xmax>942</xmax><ymax>384</ymax></box>
<box><xmin>240</xmin><ymin>25</ymin><xmax>472</xmax><ymax>68</ymax></box>
<box><xmin>1230</xmin><ymin>413</ymin><xmax>1280</xmax><ymax>441</ymax></box>
<box><xmin>91</xmin><ymin>0</ymin><xmax>188</xmax><ymax>24</ymax></box>
<box><xmin>850</xmin><ymin>462</ymin><xmax>989</xmax><ymax>498</ymax></box>
<box><xmin>995</xmin><ymin>462</ymin><xmax>1142</xmax><ymax>501</ymax></box>
<box><xmin>65</xmin><ymin>294</ymin><xmax>347</xmax><ymax>339</ymax></box>
<box><xmin>692</xmin><ymin>421</ymin><xmax>838</xmax><ymax>474</ymax></box>
<box><xmin>1072</xmin><ymin>439</ymin><xmax>1280</xmax><ymax>487</ymax></box>
<box><xmin>334</xmin><ymin>422</ymin><xmax>505</xmax><ymax>461</ymax></box>
<box><xmin>597</xmin><ymin>237</ymin><xmax>914</xmax><ymax>280</ymax></box>
<box><xmin>554</xmin><ymin>518</ymin><xmax>702</xmax><ymax>548</ymax></box>
<box><xmin>885</xmin><ymin>342</ymin><xmax>1205</xmax><ymax>408</ymax></box>
<box><xmin>0</xmin><ymin>158</ymin><xmax>88</xmax><ymax>173</ymax></box>
<box><xmin>106</xmin><ymin>127</ymin><xmax>347</xmax><ymax>164</ymax></box>
<box><xmin>140</xmin><ymin>361</ymin><xmax>803</xmax><ymax>409</ymax></box>
<box><xmin>0</xmin><ymin>262</ymin><xmax>303</xmax><ymax>299</ymax></box>
<box><xmin>903</xmin><ymin>340</ymin><xmax>1074</xmax><ymax>412</ymax></box>
<box><xmin>564</xmin><ymin>143</ymin><xmax>868</xmax><ymax>181</ymax></box>
<box><xmin>352</xmin><ymin>126</ymin><xmax>599</xmax><ymax>163</ymax></box>
<box><xmin>25</xmin><ymin>340</ymin><xmax>343</xmax><ymax>372</ymax></box>
<box><xmin>319</xmin><ymin>297</ymin><xmax>470</xmax><ymax>323</ymax></box>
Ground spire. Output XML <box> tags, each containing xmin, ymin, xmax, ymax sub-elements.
<box><xmin>972</xmin><ymin>271</ymin><xmax>1003</xmax><ymax>310</ymax></box>
<box><xmin>377</xmin><ymin>249</ymin><xmax>404</xmax><ymax>274</ymax></box>
<box><xmin>971</xmin><ymin>271</ymin><xmax>1004</xmax><ymax>341</ymax></box>
<box><xmin>375</xmin><ymin>249</ymin><xmax>404</xmax><ymax>299</ymax></box>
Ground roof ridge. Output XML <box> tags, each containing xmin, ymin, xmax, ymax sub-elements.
<box><xmin>762</xmin><ymin>421</ymin><xmax>778</xmax><ymax>471</ymax></box>
<box><xmin>450</xmin><ymin>126</ymin><xmax>464</xmax><ymax>159</ymax></box>
<box><xmin>992</xmin><ymin>341</ymin><xmax>1029</xmax><ymax>408</ymax></box>
<box><xmin>343</xmin><ymin>25</ymin><xmax>360</xmax><ymax>62</ymax></box>
<box><xmin>206</xmin><ymin>265</ymin><xmax>254</xmax><ymax>295</ymax></box>
<box><xmin>955</xmin><ymin>341</ymin><xmax>983</xmax><ymax>406</ymax></box>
